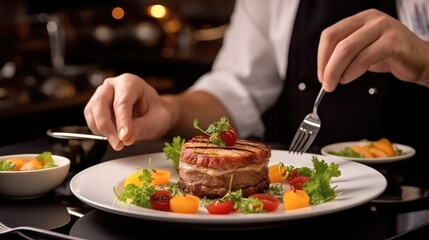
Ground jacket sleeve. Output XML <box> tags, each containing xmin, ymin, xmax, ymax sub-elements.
<box><xmin>189</xmin><ymin>0</ymin><xmax>298</xmax><ymax>138</ymax></box>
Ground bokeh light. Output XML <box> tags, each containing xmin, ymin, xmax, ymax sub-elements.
<box><xmin>148</xmin><ymin>4</ymin><xmax>167</xmax><ymax>19</ymax></box>
<box><xmin>112</xmin><ymin>7</ymin><xmax>125</xmax><ymax>20</ymax></box>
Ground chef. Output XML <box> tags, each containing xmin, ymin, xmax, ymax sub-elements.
<box><xmin>84</xmin><ymin>0</ymin><xmax>429</xmax><ymax>165</ymax></box>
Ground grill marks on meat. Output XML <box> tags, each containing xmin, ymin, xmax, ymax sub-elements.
<box><xmin>178</xmin><ymin>136</ymin><xmax>271</xmax><ymax>198</ymax></box>
<box><xmin>180</xmin><ymin>136</ymin><xmax>271</xmax><ymax>170</ymax></box>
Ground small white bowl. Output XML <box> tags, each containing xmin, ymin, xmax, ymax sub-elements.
<box><xmin>0</xmin><ymin>153</ymin><xmax>70</xmax><ymax>199</ymax></box>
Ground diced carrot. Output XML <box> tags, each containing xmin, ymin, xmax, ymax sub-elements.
<box><xmin>6</xmin><ymin>158</ymin><xmax>26</xmax><ymax>171</ymax></box>
<box><xmin>283</xmin><ymin>189</ymin><xmax>310</xmax><ymax>210</ymax></box>
<box><xmin>151</xmin><ymin>169</ymin><xmax>171</xmax><ymax>186</ymax></box>
<box><xmin>368</xmin><ymin>146</ymin><xmax>389</xmax><ymax>158</ymax></box>
<box><xmin>268</xmin><ymin>163</ymin><xmax>286</xmax><ymax>183</ymax></box>
<box><xmin>349</xmin><ymin>145</ymin><xmax>374</xmax><ymax>158</ymax></box>
<box><xmin>19</xmin><ymin>159</ymin><xmax>43</xmax><ymax>171</ymax></box>
<box><xmin>124</xmin><ymin>171</ymin><xmax>143</xmax><ymax>187</ymax></box>
<box><xmin>373</xmin><ymin>138</ymin><xmax>396</xmax><ymax>157</ymax></box>
<box><xmin>170</xmin><ymin>194</ymin><xmax>201</xmax><ymax>214</ymax></box>
<box><xmin>124</xmin><ymin>169</ymin><xmax>171</xmax><ymax>188</ymax></box>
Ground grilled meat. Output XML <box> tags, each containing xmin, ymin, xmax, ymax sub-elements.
<box><xmin>178</xmin><ymin>136</ymin><xmax>271</xmax><ymax>198</ymax></box>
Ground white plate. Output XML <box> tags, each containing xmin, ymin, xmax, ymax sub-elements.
<box><xmin>70</xmin><ymin>150</ymin><xmax>386</xmax><ymax>225</ymax></box>
<box><xmin>321</xmin><ymin>141</ymin><xmax>416</xmax><ymax>164</ymax></box>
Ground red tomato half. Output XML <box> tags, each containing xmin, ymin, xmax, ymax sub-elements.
<box><xmin>287</xmin><ymin>170</ymin><xmax>299</xmax><ymax>181</ymax></box>
<box><xmin>288</xmin><ymin>176</ymin><xmax>310</xmax><ymax>190</ymax></box>
<box><xmin>220</xmin><ymin>127</ymin><xmax>237</xmax><ymax>146</ymax></box>
<box><xmin>206</xmin><ymin>200</ymin><xmax>234</xmax><ymax>214</ymax></box>
<box><xmin>249</xmin><ymin>193</ymin><xmax>280</xmax><ymax>212</ymax></box>
<box><xmin>150</xmin><ymin>190</ymin><xmax>173</xmax><ymax>211</ymax></box>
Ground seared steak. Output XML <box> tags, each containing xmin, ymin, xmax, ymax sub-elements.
<box><xmin>178</xmin><ymin>136</ymin><xmax>271</xmax><ymax>198</ymax></box>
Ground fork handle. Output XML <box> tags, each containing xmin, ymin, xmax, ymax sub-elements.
<box><xmin>313</xmin><ymin>87</ymin><xmax>325</xmax><ymax>113</ymax></box>
<box><xmin>14</xmin><ymin>226</ymin><xmax>86</xmax><ymax>240</ymax></box>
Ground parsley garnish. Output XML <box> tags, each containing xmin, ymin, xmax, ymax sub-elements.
<box><xmin>193</xmin><ymin>116</ymin><xmax>234</xmax><ymax>147</ymax></box>
<box><xmin>303</xmin><ymin>156</ymin><xmax>341</xmax><ymax>205</ymax></box>
<box><xmin>114</xmin><ymin>168</ymin><xmax>155</xmax><ymax>208</ymax></box>
<box><xmin>162</xmin><ymin>136</ymin><xmax>185</xmax><ymax>170</ymax></box>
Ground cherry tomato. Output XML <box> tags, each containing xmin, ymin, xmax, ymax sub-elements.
<box><xmin>249</xmin><ymin>193</ymin><xmax>280</xmax><ymax>212</ymax></box>
<box><xmin>150</xmin><ymin>190</ymin><xmax>173</xmax><ymax>211</ymax></box>
<box><xmin>220</xmin><ymin>127</ymin><xmax>237</xmax><ymax>146</ymax></box>
<box><xmin>288</xmin><ymin>176</ymin><xmax>310</xmax><ymax>190</ymax></box>
<box><xmin>206</xmin><ymin>200</ymin><xmax>234</xmax><ymax>214</ymax></box>
<box><xmin>287</xmin><ymin>169</ymin><xmax>299</xmax><ymax>181</ymax></box>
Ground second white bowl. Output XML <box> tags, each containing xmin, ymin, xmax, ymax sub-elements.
<box><xmin>0</xmin><ymin>153</ymin><xmax>70</xmax><ymax>199</ymax></box>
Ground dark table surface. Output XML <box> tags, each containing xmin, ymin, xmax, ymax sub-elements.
<box><xmin>1</xmin><ymin>137</ymin><xmax>429</xmax><ymax>240</ymax></box>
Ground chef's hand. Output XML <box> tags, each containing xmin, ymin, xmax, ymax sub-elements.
<box><xmin>318</xmin><ymin>8</ymin><xmax>429</xmax><ymax>92</ymax></box>
<box><xmin>84</xmin><ymin>73</ymin><xmax>173</xmax><ymax>151</ymax></box>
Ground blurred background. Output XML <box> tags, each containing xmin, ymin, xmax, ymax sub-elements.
<box><xmin>0</xmin><ymin>0</ymin><xmax>235</xmax><ymax>146</ymax></box>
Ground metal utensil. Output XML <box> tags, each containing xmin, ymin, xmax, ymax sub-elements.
<box><xmin>48</xmin><ymin>131</ymin><xmax>107</xmax><ymax>140</ymax></box>
<box><xmin>0</xmin><ymin>220</ymin><xmax>86</xmax><ymax>240</ymax></box>
<box><xmin>289</xmin><ymin>87</ymin><xmax>325</xmax><ymax>154</ymax></box>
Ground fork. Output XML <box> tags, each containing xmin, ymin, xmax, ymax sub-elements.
<box><xmin>289</xmin><ymin>87</ymin><xmax>326</xmax><ymax>154</ymax></box>
<box><xmin>0</xmin><ymin>221</ymin><xmax>86</xmax><ymax>240</ymax></box>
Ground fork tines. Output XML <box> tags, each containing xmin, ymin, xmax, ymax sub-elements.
<box><xmin>289</xmin><ymin>87</ymin><xmax>325</xmax><ymax>155</ymax></box>
<box><xmin>289</xmin><ymin>126</ymin><xmax>312</xmax><ymax>154</ymax></box>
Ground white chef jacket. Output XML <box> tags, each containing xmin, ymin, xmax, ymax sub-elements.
<box><xmin>189</xmin><ymin>0</ymin><xmax>429</xmax><ymax>139</ymax></box>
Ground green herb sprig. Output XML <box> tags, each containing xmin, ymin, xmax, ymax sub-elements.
<box><xmin>114</xmin><ymin>168</ymin><xmax>155</xmax><ymax>208</ymax></box>
<box><xmin>303</xmin><ymin>156</ymin><xmax>341</xmax><ymax>205</ymax></box>
<box><xmin>193</xmin><ymin>116</ymin><xmax>233</xmax><ymax>147</ymax></box>
<box><xmin>162</xmin><ymin>136</ymin><xmax>185</xmax><ymax>170</ymax></box>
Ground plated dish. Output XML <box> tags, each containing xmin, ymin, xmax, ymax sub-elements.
<box><xmin>321</xmin><ymin>141</ymin><xmax>416</xmax><ymax>164</ymax></box>
<box><xmin>70</xmin><ymin>150</ymin><xmax>386</xmax><ymax>225</ymax></box>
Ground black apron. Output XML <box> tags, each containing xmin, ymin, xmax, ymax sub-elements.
<box><xmin>262</xmin><ymin>0</ymin><xmax>429</xmax><ymax>163</ymax></box>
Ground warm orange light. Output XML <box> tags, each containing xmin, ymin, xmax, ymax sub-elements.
<box><xmin>148</xmin><ymin>4</ymin><xmax>167</xmax><ymax>19</ymax></box>
<box><xmin>163</xmin><ymin>19</ymin><xmax>182</xmax><ymax>33</ymax></box>
<box><xmin>112</xmin><ymin>7</ymin><xmax>125</xmax><ymax>20</ymax></box>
